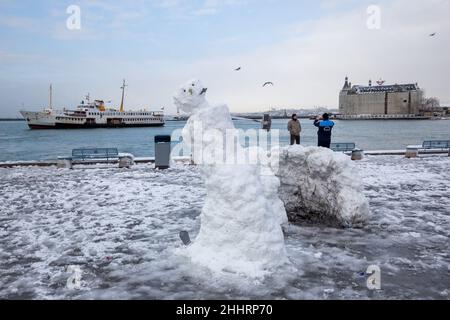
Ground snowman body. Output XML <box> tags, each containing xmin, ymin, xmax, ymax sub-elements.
<box><xmin>174</xmin><ymin>79</ymin><xmax>290</xmax><ymax>277</ymax></box>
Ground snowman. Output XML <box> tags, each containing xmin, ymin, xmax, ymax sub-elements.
<box><xmin>174</xmin><ymin>79</ymin><xmax>291</xmax><ymax>277</ymax></box>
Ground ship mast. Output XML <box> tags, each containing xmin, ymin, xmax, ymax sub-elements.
<box><xmin>49</xmin><ymin>84</ymin><xmax>53</xmax><ymax>110</ymax></box>
<box><xmin>120</xmin><ymin>79</ymin><xmax>127</xmax><ymax>112</ymax></box>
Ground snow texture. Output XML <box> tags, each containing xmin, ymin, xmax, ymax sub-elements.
<box><xmin>0</xmin><ymin>155</ymin><xmax>449</xmax><ymax>299</ymax></box>
<box><xmin>173</xmin><ymin>79</ymin><xmax>290</xmax><ymax>277</ymax></box>
<box><xmin>275</xmin><ymin>146</ymin><xmax>370</xmax><ymax>228</ymax></box>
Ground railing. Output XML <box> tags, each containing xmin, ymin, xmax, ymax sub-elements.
<box><xmin>71</xmin><ymin>148</ymin><xmax>119</xmax><ymax>161</ymax></box>
<box><xmin>331</xmin><ymin>143</ymin><xmax>356</xmax><ymax>152</ymax></box>
<box><xmin>422</xmin><ymin>141</ymin><xmax>450</xmax><ymax>149</ymax></box>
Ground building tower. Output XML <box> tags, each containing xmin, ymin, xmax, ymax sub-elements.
<box><xmin>339</xmin><ymin>76</ymin><xmax>351</xmax><ymax>114</ymax></box>
<box><xmin>343</xmin><ymin>76</ymin><xmax>350</xmax><ymax>90</ymax></box>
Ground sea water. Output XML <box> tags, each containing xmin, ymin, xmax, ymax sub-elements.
<box><xmin>0</xmin><ymin>119</ymin><xmax>449</xmax><ymax>162</ymax></box>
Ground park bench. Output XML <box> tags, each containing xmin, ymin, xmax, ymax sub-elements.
<box><xmin>406</xmin><ymin>140</ymin><xmax>450</xmax><ymax>158</ymax></box>
<box><xmin>422</xmin><ymin>140</ymin><xmax>450</xmax><ymax>150</ymax></box>
<box><xmin>331</xmin><ymin>143</ymin><xmax>356</xmax><ymax>152</ymax></box>
<box><xmin>57</xmin><ymin>148</ymin><xmax>134</xmax><ymax>169</ymax></box>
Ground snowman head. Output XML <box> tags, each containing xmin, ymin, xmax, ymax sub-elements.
<box><xmin>173</xmin><ymin>79</ymin><xmax>208</xmax><ymax>113</ymax></box>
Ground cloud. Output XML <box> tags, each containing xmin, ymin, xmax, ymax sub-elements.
<box><xmin>155</xmin><ymin>0</ymin><xmax>184</xmax><ymax>8</ymax></box>
<box><xmin>1</xmin><ymin>0</ymin><xmax>449</xmax><ymax>117</ymax></box>
<box><xmin>169</xmin><ymin>0</ymin><xmax>450</xmax><ymax>112</ymax></box>
<box><xmin>152</xmin><ymin>0</ymin><xmax>251</xmax><ymax>18</ymax></box>
<box><xmin>193</xmin><ymin>0</ymin><xmax>250</xmax><ymax>16</ymax></box>
<box><xmin>0</xmin><ymin>50</ymin><xmax>41</xmax><ymax>63</ymax></box>
<box><xmin>0</xmin><ymin>14</ymin><xmax>36</xmax><ymax>31</ymax></box>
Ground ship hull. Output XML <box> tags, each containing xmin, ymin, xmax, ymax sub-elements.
<box><xmin>28</xmin><ymin>123</ymin><xmax>165</xmax><ymax>129</ymax></box>
<box><xmin>21</xmin><ymin>111</ymin><xmax>165</xmax><ymax>129</ymax></box>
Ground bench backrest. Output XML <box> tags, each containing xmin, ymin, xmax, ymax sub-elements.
<box><xmin>72</xmin><ymin>148</ymin><xmax>119</xmax><ymax>160</ymax></box>
<box><xmin>331</xmin><ymin>143</ymin><xmax>356</xmax><ymax>152</ymax></box>
<box><xmin>422</xmin><ymin>140</ymin><xmax>450</xmax><ymax>149</ymax></box>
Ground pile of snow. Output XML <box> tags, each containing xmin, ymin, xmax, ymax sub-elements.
<box><xmin>275</xmin><ymin>145</ymin><xmax>370</xmax><ymax>228</ymax></box>
<box><xmin>174</xmin><ymin>79</ymin><xmax>290</xmax><ymax>277</ymax></box>
<box><xmin>1</xmin><ymin>156</ymin><xmax>450</xmax><ymax>299</ymax></box>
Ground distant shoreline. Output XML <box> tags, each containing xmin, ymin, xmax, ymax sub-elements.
<box><xmin>0</xmin><ymin>119</ymin><xmax>25</xmax><ymax>121</ymax></box>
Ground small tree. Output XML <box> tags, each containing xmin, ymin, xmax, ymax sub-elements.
<box><xmin>421</xmin><ymin>97</ymin><xmax>440</xmax><ymax>111</ymax></box>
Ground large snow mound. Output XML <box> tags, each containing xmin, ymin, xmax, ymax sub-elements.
<box><xmin>275</xmin><ymin>145</ymin><xmax>370</xmax><ymax>228</ymax></box>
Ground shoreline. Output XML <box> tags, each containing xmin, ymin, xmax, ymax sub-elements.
<box><xmin>0</xmin><ymin>150</ymin><xmax>448</xmax><ymax>168</ymax></box>
<box><xmin>1</xmin><ymin>118</ymin><xmax>449</xmax><ymax>122</ymax></box>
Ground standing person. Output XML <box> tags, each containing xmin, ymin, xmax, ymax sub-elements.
<box><xmin>262</xmin><ymin>114</ymin><xmax>272</xmax><ymax>131</ymax></box>
<box><xmin>314</xmin><ymin>113</ymin><xmax>335</xmax><ymax>148</ymax></box>
<box><xmin>287</xmin><ymin>114</ymin><xmax>301</xmax><ymax>145</ymax></box>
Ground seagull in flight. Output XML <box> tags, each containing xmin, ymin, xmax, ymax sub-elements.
<box><xmin>262</xmin><ymin>82</ymin><xmax>274</xmax><ymax>87</ymax></box>
<box><xmin>234</xmin><ymin>67</ymin><xmax>241</xmax><ymax>71</ymax></box>
<box><xmin>429</xmin><ymin>32</ymin><xmax>436</xmax><ymax>37</ymax></box>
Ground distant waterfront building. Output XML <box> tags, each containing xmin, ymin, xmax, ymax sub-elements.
<box><xmin>339</xmin><ymin>77</ymin><xmax>424</xmax><ymax>117</ymax></box>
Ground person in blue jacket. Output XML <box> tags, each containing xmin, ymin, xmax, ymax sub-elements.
<box><xmin>314</xmin><ymin>113</ymin><xmax>335</xmax><ymax>148</ymax></box>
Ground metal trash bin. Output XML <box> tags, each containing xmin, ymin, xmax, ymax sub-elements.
<box><xmin>154</xmin><ymin>135</ymin><xmax>171</xmax><ymax>169</ymax></box>
<box><xmin>405</xmin><ymin>145</ymin><xmax>420</xmax><ymax>159</ymax></box>
<box><xmin>351</xmin><ymin>148</ymin><xmax>364</xmax><ymax>161</ymax></box>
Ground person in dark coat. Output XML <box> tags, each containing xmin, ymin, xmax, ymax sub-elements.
<box><xmin>314</xmin><ymin>113</ymin><xmax>335</xmax><ymax>148</ymax></box>
<box><xmin>287</xmin><ymin>114</ymin><xmax>301</xmax><ymax>145</ymax></box>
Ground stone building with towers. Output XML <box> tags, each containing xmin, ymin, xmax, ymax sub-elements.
<box><xmin>338</xmin><ymin>77</ymin><xmax>424</xmax><ymax>118</ymax></box>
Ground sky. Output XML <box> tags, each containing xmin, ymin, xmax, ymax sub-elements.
<box><xmin>0</xmin><ymin>0</ymin><xmax>449</xmax><ymax>117</ymax></box>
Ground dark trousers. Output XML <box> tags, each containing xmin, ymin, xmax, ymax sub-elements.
<box><xmin>290</xmin><ymin>135</ymin><xmax>300</xmax><ymax>145</ymax></box>
<box><xmin>318</xmin><ymin>137</ymin><xmax>331</xmax><ymax>148</ymax></box>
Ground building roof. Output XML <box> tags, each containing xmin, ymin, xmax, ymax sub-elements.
<box><xmin>346</xmin><ymin>83</ymin><xmax>420</xmax><ymax>94</ymax></box>
<box><xmin>358</xmin><ymin>83</ymin><xmax>417</xmax><ymax>92</ymax></box>
<box><xmin>341</xmin><ymin>77</ymin><xmax>421</xmax><ymax>94</ymax></box>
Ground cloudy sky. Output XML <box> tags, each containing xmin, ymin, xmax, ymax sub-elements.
<box><xmin>0</xmin><ymin>0</ymin><xmax>449</xmax><ymax>117</ymax></box>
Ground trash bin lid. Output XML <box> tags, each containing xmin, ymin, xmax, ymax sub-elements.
<box><xmin>154</xmin><ymin>135</ymin><xmax>171</xmax><ymax>143</ymax></box>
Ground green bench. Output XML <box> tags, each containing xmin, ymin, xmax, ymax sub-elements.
<box><xmin>58</xmin><ymin>148</ymin><xmax>134</xmax><ymax>168</ymax></box>
<box><xmin>70</xmin><ymin>148</ymin><xmax>119</xmax><ymax>162</ymax></box>
<box><xmin>331</xmin><ymin>143</ymin><xmax>356</xmax><ymax>152</ymax></box>
<box><xmin>422</xmin><ymin>140</ymin><xmax>450</xmax><ymax>150</ymax></box>
<box><xmin>406</xmin><ymin>140</ymin><xmax>450</xmax><ymax>158</ymax></box>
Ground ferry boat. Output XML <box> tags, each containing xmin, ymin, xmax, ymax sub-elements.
<box><xmin>20</xmin><ymin>80</ymin><xmax>165</xmax><ymax>129</ymax></box>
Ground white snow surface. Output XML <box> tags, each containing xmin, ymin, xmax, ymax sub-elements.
<box><xmin>173</xmin><ymin>79</ymin><xmax>290</xmax><ymax>277</ymax></box>
<box><xmin>275</xmin><ymin>145</ymin><xmax>370</xmax><ymax>228</ymax></box>
<box><xmin>0</xmin><ymin>156</ymin><xmax>449</xmax><ymax>299</ymax></box>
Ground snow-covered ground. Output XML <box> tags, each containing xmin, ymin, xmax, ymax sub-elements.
<box><xmin>0</xmin><ymin>156</ymin><xmax>449</xmax><ymax>299</ymax></box>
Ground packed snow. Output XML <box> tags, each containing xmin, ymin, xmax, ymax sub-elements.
<box><xmin>0</xmin><ymin>155</ymin><xmax>449</xmax><ymax>299</ymax></box>
<box><xmin>173</xmin><ymin>79</ymin><xmax>290</xmax><ymax>277</ymax></box>
<box><xmin>276</xmin><ymin>145</ymin><xmax>370</xmax><ymax>228</ymax></box>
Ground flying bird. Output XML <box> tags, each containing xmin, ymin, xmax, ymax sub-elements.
<box><xmin>429</xmin><ymin>33</ymin><xmax>436</xmax><ymax>37</ymax></box>
<box><xmin>262</xmin><ymin>82</ymin><xmax>274</xmax><ymax>87</ymax></box>
<box><xmin>234</xmin><ymin>67</ymin><xmax>241</xmax><ymax>71</ymax></box>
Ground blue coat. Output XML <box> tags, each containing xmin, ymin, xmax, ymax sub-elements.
<box><xmin>314</xmin><ymin>119</ymin><xmax>335</xmax><ymax>140</ymax></box>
